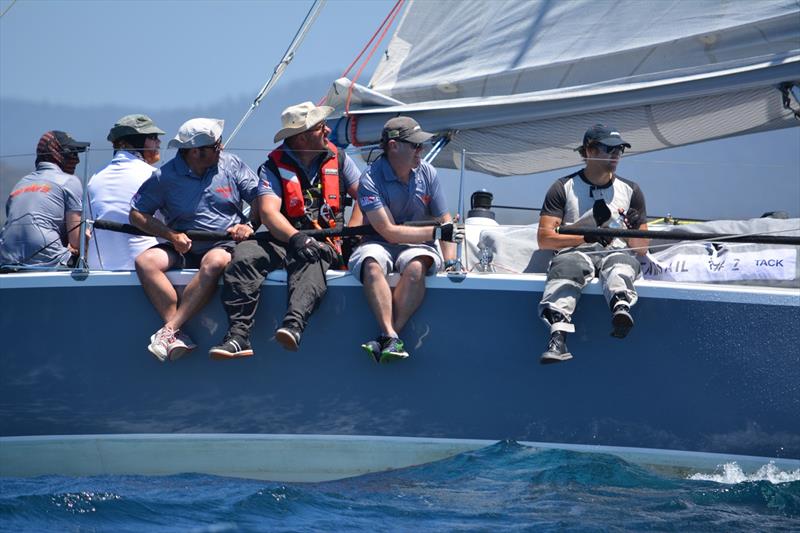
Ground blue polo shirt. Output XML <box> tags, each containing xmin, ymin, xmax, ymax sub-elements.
<box><xmin>131</xmin><ymin>152</ymin><xmax>259</xmax><ymax>241</ymax></box>
<box><xmin>257</xmin><ymin>146</ymin><xmax>361</xmax><ymax>197</ymax></box>
<box><xmin>358</xmin><ymin>156</ymin><xmax>448</xmax><ymax>243</ymax></box>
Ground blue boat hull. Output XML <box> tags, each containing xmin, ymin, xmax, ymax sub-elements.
<box><xmin>1</xmin><ymin>272</ymin><xmax>798</xmax><ymax>459</ymax></box>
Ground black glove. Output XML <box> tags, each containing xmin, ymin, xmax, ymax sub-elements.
<box><xmin>592</xmin><ymin>200</ymin><xmax>612</xmax><ymax>226</ymax></box>
<box><xmin>584</xmin><ymin>233</ymin><xmax>613</xmax><ymax>247</ymax></box>
<box><xmin>288</xmin><ymin>232</ymin><xmax>321</xmax><ymax>263</ymax></box>
<box><xmin>433</xmin><ymin>222</ymin><xmax>465</xmax><ymax>243</ymax></box>
<box><xmin>622</xmin><ymin>208</ymin><xmax>644</xmax><ymax>229</ymax></box>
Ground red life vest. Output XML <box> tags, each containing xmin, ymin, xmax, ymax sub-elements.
<box><xmin>267</xmin><ymin>140</ymin><xmax>341</xmax><ymax>220</ymax></box>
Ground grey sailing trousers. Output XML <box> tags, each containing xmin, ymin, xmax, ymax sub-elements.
<box><xmin>221</xmin><ymin>238</ymin><xmax>338</xmax><ymax>339</ymax></box>
<box><xmin>538</xmin><ymin>246</ymin><xmax>641</xmax><ymax>334</ymax></box>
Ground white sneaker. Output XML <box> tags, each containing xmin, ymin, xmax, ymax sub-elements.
<box><xmin>168</xmin><ymin>331</ymin><xmax>197</xmax><ymax>361</ymax></box>
<box><xmin>148</xmin><ymin>326</ymin><xmax>177</xmax><ymax>362</ymax></box>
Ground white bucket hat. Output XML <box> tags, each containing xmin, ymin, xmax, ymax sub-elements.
<box><xmin>167</xmin><ymin>118</ymin><xmax>224</xmax><ymax>149</ymax></box>
<box><xmin>274</xmin><ymin>102</ymin><xmax>333</xmax><ymax>143</ymax></box>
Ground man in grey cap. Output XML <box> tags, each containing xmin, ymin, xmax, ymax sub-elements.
<box><xmin>536</xmin><ymin>124</ymin><xmax>649</xmax><ymax>365</ymax></box>
<box><xmin>0</xmin><ymin>130</ymin><xmax>90</xmax><ymax>269</ymax></box>
<box><xmin>129</xmin><ymin>117</ymin><xmax>259</xmax><ymax>363</ymax></box>
<box><xmin>349</xmin><ymin>116</ymin><xmax>463</xmax><ymax>363</ymax></box>
<box><xmin>88</xmin><ymin>114</ymin><xmax>165</xmax><ymax>270</ymax></box>
<box><xmin>211</xmin><ymin>101</ymin><xmax>363</xmax><ymax>359</ymax></box>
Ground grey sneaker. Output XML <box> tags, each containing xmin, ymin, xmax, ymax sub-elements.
<box><xmin>540</xmin><ymin>331</ymin><xmax>573</xmax><ymax>364</ymax></box>
<box><xmin>148</xmin><ymin>325</ymin><xmax>177</xmax><ymax>363</ymax></box>
<box><xmin>275</xmin><ymin>326</ymin><xmax>301</xmax><ymax>352</ymax></box>
<box><xmin>611</xmin><ymin>303</ymin><xmax>634</xmax><ymax>338</ymax></box>
<box><xmin>168</xmin><ymin>331</ymin><xmax>197</xmax><ymax>361</ymax></box>
<box><xmin>209</xmin><ymin>334</ymin><xmax>254</xmax><ymax>360</ymax></box>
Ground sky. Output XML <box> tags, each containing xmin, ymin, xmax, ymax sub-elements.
<box><xmin>1</xmin><ymin>0</ymin><xmax>798</xmax><ymax>222</ymax></box>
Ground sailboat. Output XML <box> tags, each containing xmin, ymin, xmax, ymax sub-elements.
<box><xmin>1</xmin><ymin>0</ymin><xmax>799</xmax><ymax>481</ymax></box>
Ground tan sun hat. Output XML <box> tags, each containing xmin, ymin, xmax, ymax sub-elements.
<box><xmin>274</xmin><ymin>102</ymin><xmax>333</xmax><ymax>143</ymax></box>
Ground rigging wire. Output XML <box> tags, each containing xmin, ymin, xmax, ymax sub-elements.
<box><xmin>0</xmin><ymin>0</ymin><xmax>17</xmax><ymax>18</ymax></box>
<box><xmin>224</xmin><ymin>0</ymin><xmax>327</xmax><ymax>149</ymax></box>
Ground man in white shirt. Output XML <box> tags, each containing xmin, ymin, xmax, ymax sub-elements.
<box><xmin>88</xmin><ymin>114</ymin><xmax>165</xmax><ymax>270</ymax></box>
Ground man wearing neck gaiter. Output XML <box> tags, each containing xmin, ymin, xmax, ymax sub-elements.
<box><xmin>0</xmin><ymin>130</ymin><xmax>90</xmax><ymax>269</ymax></box>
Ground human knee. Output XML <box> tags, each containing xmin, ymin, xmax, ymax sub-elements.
<box><xmin>402</xmin><ymin>258</ymin><xmax>429</xmax><ymax>283</ymax></box>
<box><xmin>548</xmin><ymin>254</ymin><xmax>591</xmax><ymax>284</ymax></box>
<box><xmin>603</xmin><ymin>253</ymin><xmax>641</xmax><ymax>276</ymax></box>
<box><xmin>200</xmin><ymin>250</ymin><xmax>232</xmax><ymax>276</ymax></box>
<box><xmin>135</xmin><ymin>248</ymin><xmax>168</xmax><ymax>274</ymax></box>
<box><xmin>362</xmin><ymin>258</ymin><xmax>386</xmax><ymax>281</ymax></box>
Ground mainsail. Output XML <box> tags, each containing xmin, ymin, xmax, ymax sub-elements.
<box><xmin>330</xmin><ymin>0</ymin><xmax>800</xmax><ymax>176</ymax></box>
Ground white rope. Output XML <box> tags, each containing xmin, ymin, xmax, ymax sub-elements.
<box><xmin>224</xmin><ymin>0</ymin><xmax>327</xmax><ymax>149</ymax></box>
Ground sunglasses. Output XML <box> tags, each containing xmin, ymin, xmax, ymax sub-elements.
<box><xmin>309</xmin><ymin>121</ymin><xmax>327</xmax><ymax>133</ymax></box>
<box><xmin>593</xmin><ymin>143</ymin><xmax>625</xmax><ymax>155</ymax></box>
<box><xmin>398</xmin><ymin>139</ymin><xmax>423</xmax><ymax>150</ymax></box>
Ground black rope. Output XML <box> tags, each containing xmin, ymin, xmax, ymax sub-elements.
<box><xmin>557</xmin><ymin>226</ymin><xmax>800</xmax><ymax>246</ymax></box>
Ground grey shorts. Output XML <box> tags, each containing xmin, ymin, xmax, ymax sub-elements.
<box><xmin>348</xmin><ymin>241</ymin><xmax>442</xmax><ymax>282</ymax></box>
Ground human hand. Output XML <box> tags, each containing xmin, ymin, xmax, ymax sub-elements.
<box><xmin>433</xmin><ymin>222</ymin><xmax>465</xmax><ymax>243</ymax></box>
<box><xmin>227</xmin><ymin>223</ymin><xmax>254</xmax><ymax>242</ymax></box>
<box><xmin>584</xmin><ymin>232</ymin><xmax>613</xmax><ymax>247</ymax></box>
<box><xmin>620</xmin><ymin>208</ymin><xmax>644</xmax><ymax>229</ymax></box>
<box><xmin>171</xmin><ymin>232</ymin><xmax>192</xmax><ymax>254</ymax></box>
<box><xmin>288</xmin><ymin>232</ymin><xmax>321</xmax><ymax>263</ymax></box>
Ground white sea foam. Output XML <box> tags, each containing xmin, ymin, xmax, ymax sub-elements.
<box><xmin>689</xmin><ymin>461</ymin><xmax>800</xmax><ymax>484</ymax></box>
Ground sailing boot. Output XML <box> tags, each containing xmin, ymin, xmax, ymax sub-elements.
<box><xmin>610</xmin><ymin>293</ymin><xmax>634</xmax><ymax>339</ymax></box>
<box><xmin>540</xmin><ymin>309</ymin><xmax>574</xmax><ymax>364</ymax></box>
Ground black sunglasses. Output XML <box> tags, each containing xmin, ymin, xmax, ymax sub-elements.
<box><xmin>398</xmin><ymin>139</ymin><xmax>423</xmax><ymax>150</ymax></box>
<box><xmin>594</xmin><ymin>143</ymin><xmax>625</xmax><ymax>155</ymax></box>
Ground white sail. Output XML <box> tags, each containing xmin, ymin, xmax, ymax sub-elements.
<box><xmin>333</xmin><ymin>0</ymin><xmax>800</xmax><ymax>176</ymax></box>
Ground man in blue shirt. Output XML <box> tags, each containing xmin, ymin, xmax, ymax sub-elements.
<box><xmin>130</xmin><ymin>118</ymin><xmax>259</xmax><ymax>363</ymax></box>
<box><xmin>0</xmin><ymin>130</ymin><xmax>89</xmax><ymax>269</ymax></box>
<box><xmin>349</xmin><ymin>116</ymin><xmax>463</xmax><ymax>363</ymax></box>
<box><xmin>212</xmin><ymin>102</ymin><xmax>362</xmax><ymax>359</ymax></box>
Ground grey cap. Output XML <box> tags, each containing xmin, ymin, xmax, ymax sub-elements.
<box><xmin>107</xmin><ymin>114</ymin><xmax>165</xmax><ymax>142</ymax></box>
<box><xmin>382</xmin><ymin>116</ymin><xmax>434</xmax><ymax>144</ymax></box>
<box><xmin>167</xmin><ymin>118</ymin><xmax>224</xmax><ymax>149</ymax></box>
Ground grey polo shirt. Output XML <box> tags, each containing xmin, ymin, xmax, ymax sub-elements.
<box><xmin>358</xmin><ymin>157</ymin><xmax>448</xmax><ymax>243</ymax></box>
<box><xmin>0</xmin><ymin>162</ymin><xmax>82</xmax><ymax>267</ymax></box>
<box><xmin>132</xmin><ymin>151</ymin><xmax>259</xmax><ymax>244</ymax></box>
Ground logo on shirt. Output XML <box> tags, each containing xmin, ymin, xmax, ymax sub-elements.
<box><xmin>10</xmin><ymin>183</ymin><xmax>51</xmax><ymax>197</ymax></box>
<box><xmin>215</xmin><ymin>186</ymin><xmax>233</xmax><ymax>199</ymax></box>
<box><xmin>419</xmin><ymin>194</ymin><xmax>431</xmax><ymax>206</ymax></box>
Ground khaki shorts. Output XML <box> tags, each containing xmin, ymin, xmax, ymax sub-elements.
<box><xmin>348</xmin><ymin>241</ymin><xmax>442</xmax><ymax>282</ymax></box>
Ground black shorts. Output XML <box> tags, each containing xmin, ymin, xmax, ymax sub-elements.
<box><xmin>151</xmin><ymin>241</ymin><xmax>235</xmax><ymax>269</ymax></box>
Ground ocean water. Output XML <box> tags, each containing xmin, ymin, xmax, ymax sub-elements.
<box><xmin>1</xmin><ymin>441</ymin><xmax>798</xmax><ymax>532</ymax></box>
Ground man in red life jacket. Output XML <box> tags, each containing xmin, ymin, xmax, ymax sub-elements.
<box><xmin>211</xmin><ymin>102</ymin><xmax>363</xmax><ymax>358</ymax></box>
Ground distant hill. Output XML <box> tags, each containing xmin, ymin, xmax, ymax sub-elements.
<box><xmin>0</xmin><ymin>73</ymin><xmax>338</xmax><ymax>224</ymax></box>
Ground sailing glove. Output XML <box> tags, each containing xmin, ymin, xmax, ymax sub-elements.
<box><xmin>433</xmin><ymin>222</ymin><xmax>465</xmax><ymax>243</ymax></box>
<box><xmin>288</xmin><ymin>233</ymin><xmax>321</xmax><ymax>263</ymax></box>
<box><xmin>622</xmin><ymin>208</ymin><xmax>644</xmax><ymax>229</ymax></box>
<box><xmin>584</xmin><ymin>233</ymin><xmax>613</xmax><ymax>247</ymax></box>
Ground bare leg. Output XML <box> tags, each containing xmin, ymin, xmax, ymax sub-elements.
<box><xmin>135</xmin><ymin>247</ymin><xmax>180</xmax><ymax>323</ymax></box>
<box><xmin>392</xmin><ymin>256</ymin><xmax>432</xmax><ymax>333</ymax></box>
<box><xmin>361</xmin><ymin>258</ymin><xmax>397</xmax><ymax>338</ymax></box>
<box><xmin>167</xmin><ymin>248</ymin><xmax>232</xmax><ymax>330</ymax></box>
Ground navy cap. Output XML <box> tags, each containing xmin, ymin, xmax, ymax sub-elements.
<box><xmin>580</xmin><ymin>124</ymin><xmax>631</xmax><ymax>148</ymax></box>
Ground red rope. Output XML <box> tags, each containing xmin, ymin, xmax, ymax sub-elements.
<box><xmin>317</xmin><ymin>0</ymin><xmax>405</xmax><ymax>107</ymax></box>
<box><xmin>345</xmin><ymin>0</ymin><xmax>405</xmax><ymax>114</ymax></box>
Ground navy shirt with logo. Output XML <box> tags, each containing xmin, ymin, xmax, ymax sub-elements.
<box><xmin>358</xmin><ymin>156</ymin><xmax>448</xmax><ymax>244</ymax></box>
<box><xmin>132</xmin><ymin>151</ymin><xmax>259</xmax><ymax>243</ymax></box>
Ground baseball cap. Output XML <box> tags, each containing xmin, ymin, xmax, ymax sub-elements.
<box><xmin>167</xmin><ymin>118</ymin><xmax>224</xmax><ymax>149</ymax></box>
<box><xmin>580</xmin><ymin>124</ymin><xmax>631</xmax><ymax>148</ymax></box>
<box><xmin>381</xmin><ymin>116</ymin><xmax>434</xmax><ymax>144</ymax></box>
